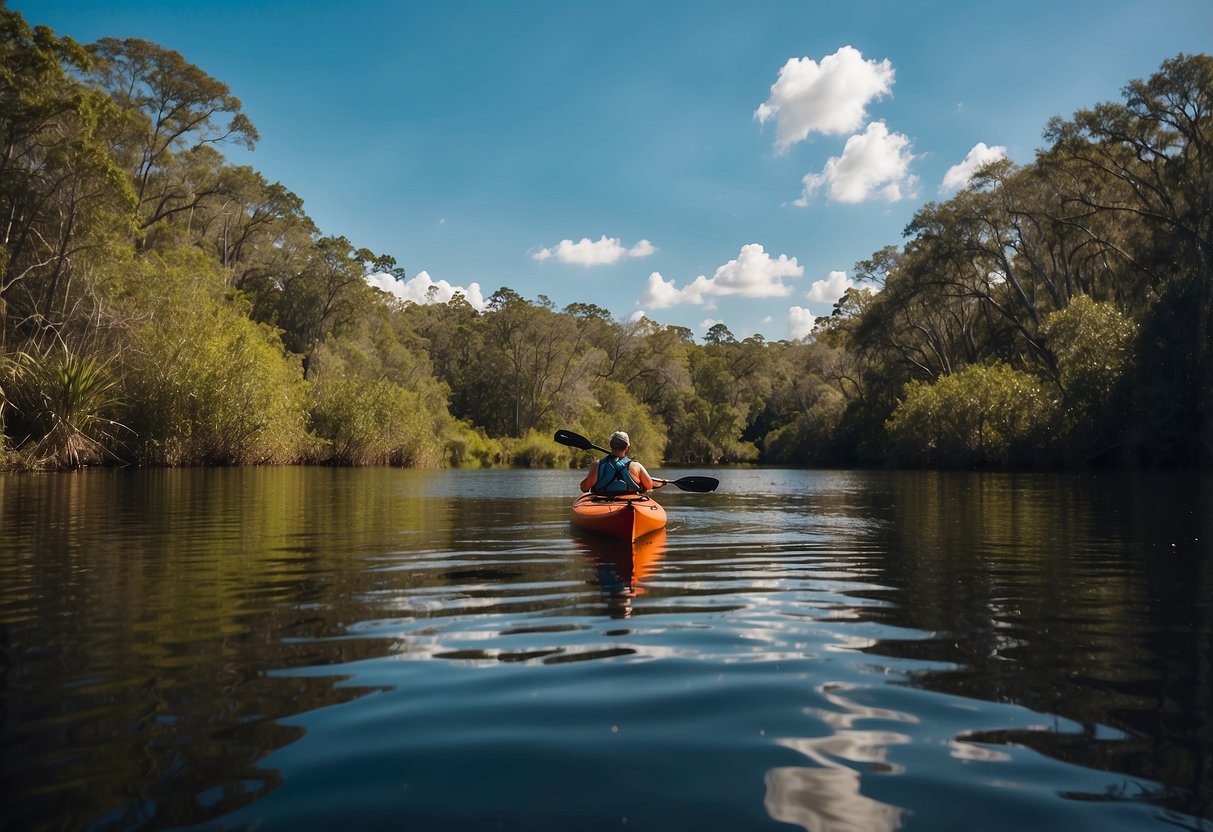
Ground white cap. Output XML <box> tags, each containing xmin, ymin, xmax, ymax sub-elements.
<box><xmin>609</xmin><ymin>431</ymin><xmax>630</xmax><ymax>450</ymax></box>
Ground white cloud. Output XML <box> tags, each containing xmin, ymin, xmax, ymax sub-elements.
<box><xmin>940</xmin><ymin>142</ymin><xmax>1008</xmax><ymax>192</ymax></box>
<box><xmin>713</xmin><ymin>243</ymin><xmax>804</xmax><ymax>295</ymax></box>
<box><xmin>366</xmin><ymin>270</ymin><xmax>487</xmax><ymax>311</ymax></box>
<box><xmin>797</xmin><ymin>121</ymin><xmax>918</xmax><ymax>205</ymax></box>
<box><xmin>639</xmin><ymin>272</ymin><xmax>693</xmax><ymax>309</ymax></box>
<box><xmin>532</xmin><ymin>235</ymin><xmax>656</xmax><ymax>266</ymax></box>
<box><xmin>638</xmin><ymin>244</ymin><xmax>803</xmax><ymax>309</ymax></box>
<box><xmin>808</xmin><ymin>270</ymin><xmax>856</xmax><ymax>303</ymax></box>
<box><xmin>755</xmin><ymin>46</ymin><xmax>895</xmax><ymax>152</ymax></box>
<box><xmin>787</xmin><ymin>306</ymin><xmax>818</xmax><ymax>340</ymax></box>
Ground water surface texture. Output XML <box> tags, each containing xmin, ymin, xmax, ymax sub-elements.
<box><xmin>1</xmin><ymin>467</ymin><xmax>1211</xmax><ymax>831</ymax></box>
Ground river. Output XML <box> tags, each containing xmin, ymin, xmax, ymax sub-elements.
<box><xmin>1</xmin><ymin>466</ymin><xmax>1210</xmax><ymax>831</ymax></box>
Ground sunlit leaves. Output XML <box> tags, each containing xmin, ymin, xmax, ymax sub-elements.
<box><xmin>886</xmin><ymin>364</ymin><xmax>1055</xmax><ymax>467</ymax></box>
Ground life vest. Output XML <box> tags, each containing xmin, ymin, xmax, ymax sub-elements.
<box><xmin>592</xmin><ymin>455</ymin><xmax>643</xmax><ymax>496</ymax></box>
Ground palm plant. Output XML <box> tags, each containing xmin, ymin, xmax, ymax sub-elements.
<box><xmin>8</xmin><ymin>346</ymin><xmax>126</xmax><ymax>468</ymax></box>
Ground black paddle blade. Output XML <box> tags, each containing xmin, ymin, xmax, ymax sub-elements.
<box><xmin>554</xmin><ymin>429</ymin><xmax>596</xmax><ymax>451</ymax></box>
<box><xmin>669</xmin><ymin>476</ymin><xmax>719</xmax><ymax>493</ymax></box>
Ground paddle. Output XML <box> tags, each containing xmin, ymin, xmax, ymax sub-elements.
<box><xmin>553</xmin><ymin>429</ymin><xmax>719</xmax><ymax>492</ymax></box>
<box><xmin>654</xmin><ymin>475</ymin><xmax>719</xmax><ymax>493</ymax></box>
<box><xmin>554</xmin><ymin>428</ymin><xmax>609</xmax><ymax>455</ymax></box>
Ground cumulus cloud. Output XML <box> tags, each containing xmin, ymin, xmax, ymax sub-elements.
<box><xmin>639</xmin><ymin>272</ymin><xmax>691</xmax><ymax>309</ymax></box>
<box><xmin>940</xmin><ymin>142</ymin><xmax>1008</xmax><ymax>192</ymax></box>
<box><xmin>808</xmin><ymin>270</ymin><xmax>856</xmax><ymax>304</ymax></box>
<box><xmin>532</xmin><ymin>235</ymin><xmax>656</xmax><ymax>266</ymax></box>
<box><xmin>787</xmin><ymin>306</ymin><xmax>818</xmax><ymax>340</ymax></box>
<box><xmin>638</xmin><ymin>244</ymin><xmax>804</xmax><ymax>309</ymax></box>
<box><xmin>755</xmin><ymin>46</ymin><xmax>895</xmax><ymax>152</ymax></box>
<box><xmin>796</xmin><ymin>121</ymin><xmax>918</xmax><ymax>205</ymax></box>
<box><xmin>366</xmin><ymin>270</ymin><xmax>487</xmax><ymax>311</ymax></box>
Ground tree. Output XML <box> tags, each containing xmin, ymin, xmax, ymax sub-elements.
<box><xmin>885</xmin><ymin>363</ymin><xmax>1055</xmax><ymax>468</ymax></box>
<box><xmin>0</xmin><ymin>10</ymin><xmax>134</xmax><ymax>347</ymax></box>
<box><xmin>595</xmin><ymin>316</ymin><xmax>692</xmax><ymax>436</ymax></box>
<box><xmin>274</xmin><ymin>236</ymin><xmax>381</xmax><ymax>374</ymax></box>
<box><xmin>479</xmin><ymin>288</ymin><xmax>602</xmax><ymax>436</ymax></box>
<box><xmin>1041</xmin><ymin>295</ymin><xmax>1138</xmax><ymax>461</ymax></box>
<box><xmin>85</xmin><ymin>37</ymin><xmax>257</xmax><ymax>246</ymax></box>
<box><xmin>1044</xmin><ymin>54</ymin><xmax>1213</xmax><ymax>464</ymax></box>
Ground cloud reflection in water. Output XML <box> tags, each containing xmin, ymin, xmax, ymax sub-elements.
<box><xmin>765</xmin><ymin>681</ymin><xmax>912</xmax><ymax>832</ymax></box>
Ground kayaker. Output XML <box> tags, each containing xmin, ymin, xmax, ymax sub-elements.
<box><xmin>580</xmin><ymin>431</ymin><xmax>662</xmax><ymax>495</ymax></box>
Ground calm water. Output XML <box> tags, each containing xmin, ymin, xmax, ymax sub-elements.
<box><xmin>1</xmin><ymin>467</ymin><xmax>1211</xmax><ymax>831</ymax></box>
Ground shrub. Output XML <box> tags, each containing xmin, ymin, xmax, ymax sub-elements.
<box><xmin>501</xmin><ymin>429</ymin><xmax>573</xmax><ymax>468</ymax></box>
<box><xmin>1041</xmin><ymin>295</ymin><xmax>1138</xmax><ymax>460</ymax></box>
<box><xmin>885</xmin><ymin>363</ymin><xmax>1055</xmax><ymax>467</ymax></box>
<box><xmin>442</xmin><ymin>419</ymin><xmax>504</xmax><ymax>467</ymax></box>
<box><xmin>309</xmin><ymin>375</ymin><xmax>445</xmax><ymax>466</ymax></box>
<box><xmin>3</xmin><ymin>346</ymin><xmax>126</xmax><ymax>468</ymax></box>
<box><xmin>117</xmin><ymin>252</ymin><xmax>313</xmax><ymax>465</ymax></box>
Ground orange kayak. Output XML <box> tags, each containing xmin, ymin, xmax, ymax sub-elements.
<box><xmin>571</xmin><ymin>493</ymin><xmax>667</xmax><ymax>542</ymax></box>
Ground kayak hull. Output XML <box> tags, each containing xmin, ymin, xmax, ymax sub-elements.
<box><xmin>571</xmin><ymin>494</ymin><xmax>667</xmax><ymax>542</ymax></box>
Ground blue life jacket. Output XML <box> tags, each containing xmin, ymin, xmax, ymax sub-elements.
<box><xmin>592</xmin><ymin>455</ymin><xmax>643</xmax><ymax>496</ymax></box>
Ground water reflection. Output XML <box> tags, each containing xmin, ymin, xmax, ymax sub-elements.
<box><xmin>852</xmin><ymin>471</ymin><xmax>1213</xmax><ymax>821</ymax></box>
<box><xmin>764</xmin><ymin>682</ymin><xmax>910</xmax><ymax>832</ymax></box>
<box><xmin>0</xmin><ymin>468</ymin><xmax>401</xmax><ymax>830</ymax></box>
<box><xmin>2</xmin><ymin>467</ymin><xmax>1212</xmax><ymax>830</ymax></box>
<box><xmin>574</xmin><ymin>529</ymin><xmax>668</xmax><ymax>617</ymax></box>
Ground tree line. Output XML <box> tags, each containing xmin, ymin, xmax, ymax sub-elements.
<box><xmin>1</xmin><ymin>6</ymin><xmax>1209</xmax><ymax>470</ymax></box>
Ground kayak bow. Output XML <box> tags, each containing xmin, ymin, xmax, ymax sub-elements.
<box><xmin>571</xmin><ymin>493</ymin><xmax>667</xmax><ymax>542</ymax></box>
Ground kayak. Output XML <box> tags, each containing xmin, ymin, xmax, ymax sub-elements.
<box><xmin>571</xmin><ymin>493</ymin><xmax>667</xmax><ymax>542</ymax></box>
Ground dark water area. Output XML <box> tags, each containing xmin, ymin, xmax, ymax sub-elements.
<box><xmin>1</xmin><ymin>467</ymin><xmax>1210</xmax><ymax>831</ymax></box>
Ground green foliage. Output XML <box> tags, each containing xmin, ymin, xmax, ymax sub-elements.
<box><xmin>761</xmin><ymin>384</ymin><xmax>846</xmax><ymax>464</ymax></box>
<box><xmin>663</xmin><ymin>347</ymin><xmax>758</xmax><ymax>463</ymax></box>
<box><xmin>304</xmin><ymin>309</ymin><xmax>452</xmax><ymax>467</ymax></box>
<box><xmin>1041</xmin><ymin>296</ymin><xmax>1138</xmax><ymax>459</ymax></box>
<box><xmin>116</xmin><ymin>251</ymin><xmax>312</xmax><ymax>465</ymax></box>
<box><xmin>3</xmin><ymin>345</ymin><xmax>125</xmax><ymax>468</ymax></box>
<box><xmin>569</xmin><ymin>380</ymin><xmax>668</xmax><ymax>468</ymax></box>
<box><xmin>442</xmin><ymin>419</ymin><xmax>504</xmax><ymax>468</ymax></box>
<box><xmin>501</xmin><ymin>429</ymin><xmax>574</xmax><ymax>468</ymax></box>
<box><xmin>274</xmin><ymin>236</ymin><xmax>383</xmax><ymax>366</ymax></box>
<box><xmin>309</xmin><ymin>375</ymin><xmax>443</xmax><ymax>466</ymax></box>
<box><xmin>886</xmin><ymin>363</ymin><xmax>1056</xmax><ymax>468</ymax></box>
<box><xmin>3</xmin><ymin>4</ymin><xmax>1208</xmax><ymax>472</ymax></box>
<box><xmin>0</xmin><ymin>349</ymin><xmax>21</xmax><ymax>431</ymax></box>
<box><xmin>1044</xmin><ymin>297</ymin><xmax>1137</xmax><ymax>402</ymax></box>
<box><xmin>1</xmin><ymin>10</ymin><xmax>136</xmax><ymax>342</ymax></box>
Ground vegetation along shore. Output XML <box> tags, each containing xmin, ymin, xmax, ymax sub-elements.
<box><xmin>1</xmin><ymin>7</ymin><xmax>1209</xmax><ymax>471</ymax></box>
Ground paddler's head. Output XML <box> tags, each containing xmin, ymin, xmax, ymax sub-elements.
<box><xmin>609</xmin><ymin>431</ymin><xmax>631</xmax><ymax>455</ymax></box>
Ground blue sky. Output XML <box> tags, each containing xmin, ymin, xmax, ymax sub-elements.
<box><xmin>15</xmin><ymin>1</ymin><xmax>1212</xmax><ymax>341</ymax></box>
